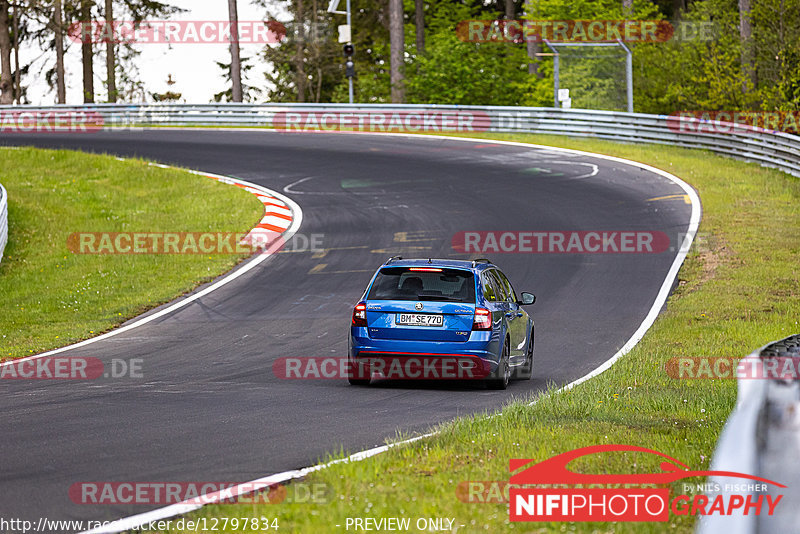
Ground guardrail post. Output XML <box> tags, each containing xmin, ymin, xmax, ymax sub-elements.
<box><xmin>617</xmin><ymin>39</ymin><xmax>634</xmax><ymax>113</ymax></box>
<box><xmin>543</xmin><ymin>40</ymin><xmax>559</xmax><ymax>108</ymax></box>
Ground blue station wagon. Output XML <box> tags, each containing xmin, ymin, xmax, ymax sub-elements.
<box><xmin>348</xmin><ymin>258</ymin><xmax>535</xmax><ymax>389</ymax></box>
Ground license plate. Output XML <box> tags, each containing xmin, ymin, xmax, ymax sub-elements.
<box><xmin>395</xmin><ymin>313</ymin><xmax>444</xmax><ymax>327</ymax></box>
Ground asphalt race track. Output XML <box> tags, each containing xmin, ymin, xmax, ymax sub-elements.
<box><xmin>0</xmin><ymin>131</ymin><xmax>694</xmax><ymax>529</ymax></box>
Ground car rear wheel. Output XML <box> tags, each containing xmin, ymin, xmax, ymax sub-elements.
<box><xmin>486</xmin><ymin>339</ymin><xmax>510</xmax><ymax>390</ymax></box>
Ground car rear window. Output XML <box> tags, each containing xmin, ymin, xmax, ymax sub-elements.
<box><xmin>367</xmin><ymin>267</ymin><xmax>476</xmax><ymax>303</ymax></box>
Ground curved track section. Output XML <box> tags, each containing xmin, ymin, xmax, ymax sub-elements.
<box><xmin>0</xmin><ymin>131</ymin><xmax>694</xmax><ymax>528</ymax></box>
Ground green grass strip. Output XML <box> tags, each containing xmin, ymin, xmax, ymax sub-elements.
<box><xmin>0</xmin><ymin>147</ymin><xmax>263</xmax><ymax>360</ymax></box>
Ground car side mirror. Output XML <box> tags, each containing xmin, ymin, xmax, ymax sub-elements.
<box><xmin>519</xmin><ymin>292</ymin><xmax>536</xmax><ymax>305</ymax></box>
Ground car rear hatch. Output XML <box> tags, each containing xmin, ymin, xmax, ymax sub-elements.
<box><xmin>364</xmin><ymin>266</ymin><xmax>476</xmax><ymax>342</ymax></box>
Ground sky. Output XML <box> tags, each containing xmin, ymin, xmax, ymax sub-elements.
<box><xmin>23</xmin><ymin>1</ymin><xmax>281</xmax><ymax>105</ymax></box>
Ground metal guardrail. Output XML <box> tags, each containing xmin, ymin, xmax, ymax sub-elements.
<box><xmin>698</xmin><ymin>334</ymin><xmax>800</xmax><ymax>534</ymax></box>
<box><xmin>0</xmin><ymin>182</ymin><xmax>7</xmax><ymax>265</ymax></box>
<box><xmin>1</xmin><ymin>104</ymin><xmax>799</xmax><ymax>178</ymax></box>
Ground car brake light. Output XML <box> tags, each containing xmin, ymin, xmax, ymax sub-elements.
<box><xmin>472</xmin><ymin>307</ymin><xmax>492</xmax><ymax>331</ymax></box>
<box><xmin>409</xmin><ymin>267</ymin><xmax>442</xmax><ymax>272</ymax></box>
<box><xmin>352</xmin><ymin>303</ymin><xmax>367</xmax><ymax>327</ymax></box>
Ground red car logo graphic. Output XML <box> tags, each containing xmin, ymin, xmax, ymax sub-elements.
<box><xmin>510</xmin><ymin>444</ymin><xmax>785</xmax><ymax>487</ymax></box>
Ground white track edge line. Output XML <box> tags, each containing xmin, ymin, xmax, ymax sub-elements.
<box><xmin>0</xmin><ymin>166</ymin><xmax>303</xmax><ymax>368</ymax></box>
<box><xmin>79</xmin><ymin>132</ymin><xmax>701</xmax><ymax>534</ymax></box>
<box><xmin>81</xmin><ymin>434</ymin><xmax>435</xmax><ymax>534</ymax></box>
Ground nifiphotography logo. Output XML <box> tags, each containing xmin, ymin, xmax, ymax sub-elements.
<box><xmin>509</xmin><ymin>445</ymin><xmax>784</xmax><ymax>522</ymax></box>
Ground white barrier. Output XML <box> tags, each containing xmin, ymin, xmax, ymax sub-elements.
<box><xmin>698</xmin><ymin>334</ymin><xmax>800</xmax><ymax>533</ymax></box>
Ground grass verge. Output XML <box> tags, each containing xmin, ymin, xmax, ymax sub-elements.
<box><xmin>150</xmin><ymin>133</ymin><xmax>800</xmax><ymax>533</ymax></box>
<box><xmin>0</xmin><ymin>147</ymin><xmax>263</xmax><ymax>360</ymax></box>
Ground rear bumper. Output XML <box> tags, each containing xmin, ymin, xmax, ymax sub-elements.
<box><xmin>349</xmin><ymin>328</ymin><xmax>500</xmax><ymax>380</ymax></box>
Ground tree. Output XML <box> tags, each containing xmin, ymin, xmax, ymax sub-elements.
<box><xmin>414</xmin><ymin>0</ymin><xmax>423</xmax><ymax>54</ymax></box>
<box><xmin>751</xmin><ymin>0</ymin><xmax>800</xmax><ymax>108</ymax></box>
<box><xmin>0</xmin><ymin>0</ymin><xmax>179</xmax><ymax>104</ymax></box>
<box><xmin>294</xmin><ymin>0</ymin><xmax>305</xmax><ymax>101</ymax></box>
<box><xmin>0</xmin><ymin>0</ymin><xmax>11</xmax><ymax>105</ymax></box>
<box><xmin>738</xmin><ymin>0</ymin><xmax>755</xmax><ymax>94</ymax></box>
<box><xmin>227</xmin><ymin>0</ymin><xmax>242</xmax><ymax>102</ymax></box>
<box><xmin>523</xmin><ymin>2</ymin><xmax>542</xmax><ymax>79</ymax></box>
<box><xmin>23</xmin><ymin>0</ymin><xmax>69</xmax><ymax>102</ymax></box>
<box><xmin>248</xmin><ymin>0</ymin><xmax>800</xmax><ymax>112</ymax></box>
<box><xmin>79</xmin><ymin>0</ymin><xmax>93</xmax><ymax>102</ymax></box>
<box><xmin>104</xmin><ymin>0</ymin><xmax>116</xmax><ymax>102</ymax></box>
<box><xmin>310</xmin><ymin>0</ymin><xmax>325</xmax><ymax>102</ymax></box>
<box><xmin>72</xmin><ymin>0</ymin><xmax>182</xmax><ymax>103</ymax></box>
<box><xmin>214</xmin><ymin>56</ymin><xmax>260</xmax><ymax>102</ymax></box>
<box><xmin>117</xmin><ymin>0</ymin><xmax>183</xmax><ymax>102</ymax></box>
<box><xmin>12</xmin><ymin>0</ymin><xmax>19</xmax><ymax>102</ymax></box>
<box><xmin>53</xmin><ymin>0</ymin><xmax>65</xmax><ymax>103</ymax></box>
<box><xmin>257</xmin><ymin>0</ymin><xmax>347</xmax><ymax>103</ymax></box>
<box><xmin>405</xmin><ymin>31</ymin><xmax>528</xmax><ymax>105</ymax></box>
<box><xmin>388</xmin><ymin>0</ymin><xmax>403</xmax><ymax>102</ymax></box>
<box><xmin>504</xmin><ymin>0</ymin><xmax>514</xmax><ymax>19</ymax></box>
<box><xmin>777</xmin><ymin>49</ymin><xmax>800</xmax><ymax>110</ymax></box>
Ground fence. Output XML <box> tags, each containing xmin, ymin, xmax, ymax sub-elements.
<box><xmin>0</xmin><ymin>104</ymin><xmax>798</xmax><ymax>178</ymax></box>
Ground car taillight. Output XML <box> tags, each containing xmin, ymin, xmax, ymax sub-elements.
<box><xmin>472</xmin><ymin>307</ymin><xmax>492</xmax><ymax>331</ymax></box>
<box><xmin>352</xmin><ymin>303</ymin><xmax>367</xmax><ymax>327</ymax></box>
